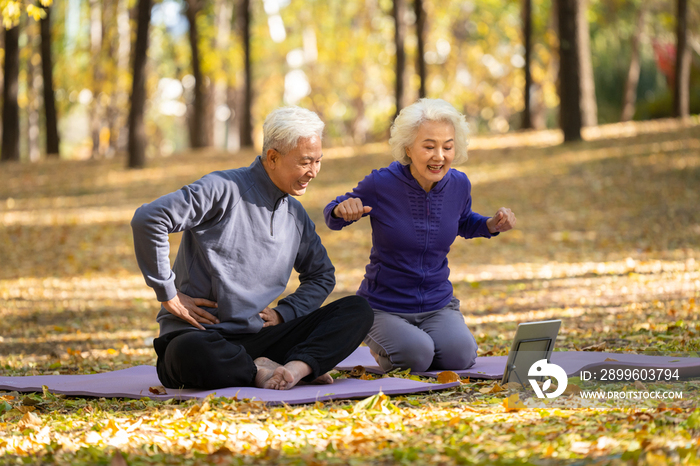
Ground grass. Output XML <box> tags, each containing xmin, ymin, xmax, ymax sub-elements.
<box><xmin>1</xmin><ymin>117</ymin><xmax>699</xmax><ymax>464</ymax></box>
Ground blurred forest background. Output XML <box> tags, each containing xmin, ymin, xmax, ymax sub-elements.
<box><xmin>0</xmin><ymin>0</ymin><xmax>699</xmax><ymax>166</ymax></box>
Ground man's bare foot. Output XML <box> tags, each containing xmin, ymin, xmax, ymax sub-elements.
<box><xmin>313</xmin><ymin>372</ymin><xmax>334</xmax><ymax>384</ymax></box>
<box><xmin>254</xmin><ymin>357</ymin><xmax>293</xmax><ymax>389</ymax></box>
<box><xmin>299</xmin><ymin>372</ymin><xmax>334</xmax><ymax>386</ymax></box>
<box><xmin>264</xmin><ymin>366</ymin><xmax>296</xmax><ymax>390</ymax></box>
<box><xmin>253</xmin><ymin>358</ymin><xmax>313</xmax><ymax>390</ymax></box>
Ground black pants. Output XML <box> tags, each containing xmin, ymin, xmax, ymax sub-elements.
<box><xmin>153</xmin><ymin>295</ymin><xmax>373</xmax><ymax>389</ymax></box>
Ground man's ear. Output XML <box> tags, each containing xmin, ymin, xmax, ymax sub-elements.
<box><xmin>266</xmin><ymin>148</ymin><xmax>278</xmax><ymax>167</ymax></box>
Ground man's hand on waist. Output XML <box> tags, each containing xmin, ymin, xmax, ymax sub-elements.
<box><xmin>163</xmin><ymin>291</ymin><xmax>219</xmax><ymax>330</ymax></box>
<box><xmin>260</xmin><ymin>307</ymin><xmax>283</xmax><ymax>327</ymax></box>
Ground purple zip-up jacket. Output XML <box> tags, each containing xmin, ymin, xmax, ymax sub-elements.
<box><xmin>324</xmin><ymin>161</ymin><xmax>496</xmax><ymax>314</ymax></box>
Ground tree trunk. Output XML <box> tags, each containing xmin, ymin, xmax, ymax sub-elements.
<box><xmin>0</xmin><ymin>30</ymin><xmax>4</xmax><ymax>95</ymax></box>
<box><xmin>556</xmin><ymin>0</ymin><xmax>582</xmax><ymax>141</ymax></box>
<box><xmin>1</xmin><ymin>25</ymin><xmax>21</xmax><ymax>162</ymax></box>
<box><xmin>393</xmin><ymin>0</ymin><xmax>407</xmax><ymax>118</ymax></box>
<box><xmin>240</xmin><ymin>0</ymin><xmax>253</xmax><ymax>148</ymax></box>
<box><xmin>414</xmin><ymin>0</ymin><xmax>426</xmax><ymax>99</ymax></box>
<box><xmin>108</xmin><ymin>0</ymin><xmax>131</xmax><ymax>155</ymax></box>
<box><xmin>185</xmin><ymin>0</ymin><xmax>211</xmax><ymax>148</ymax></box>
<box><xmin>41</xmin><ymin>5</ymin><xmax>60</xmax><ymax>157</ymax></box>
<box><xmin>577</xmin><ymin>0</ymin><xmax>596</xmax><ymax>127</ymax></box>
<box><xmin>521</xmin><ymin>0</ymin><xmax>533</xmax><ymax>129</ymax></box>
<box><xmin>673</xmin><ymin>0</ymin><xmax>690</xmax><ymax>118</ymax></box>
<box><xmin>90</xmin><ymin>0</ymin><xmax>105</xmax><ymax>158</ymax></box>
<box><xmin>27</xmin><ymin>22</ymin><xmax>41</xmax><ymax>163</ymax></box>
<box><xmin>127</xmin><ymin>0</ymin><xmax>152</xmax><ymax>168</ymax></box>
<box><xmin>213</xmin><ymin>0</ymin><xmax>233</xmax><ymax>149</ymax></box>
<box><xmin>621</xmin><ymin>6</ymin><xmax>646</xmax><ymax>122</ymax></box>
<box><xmin>227</xmin><ymin>86</ymin><xmax>241</xmax><ymax>152</ymax></box>
<box><xmin>104</xmin><ymin>0</ymin><xmax>119</xmax><ymax>158</ymax></box>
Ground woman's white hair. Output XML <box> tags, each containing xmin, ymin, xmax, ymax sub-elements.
<box><xmin>389</xmin><ymin>98</ymin><xmax>470</xmax><ymax>165</ymax></box>
<box><xmin>262</xmin><ymin>106</ymin><xmax>324</xmax><ymax>159</ymax></box>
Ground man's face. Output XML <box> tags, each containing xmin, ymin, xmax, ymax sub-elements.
<box><xmin>266</xmin><ymin>135</ymin><xmax>323</xmax><ymax>196</ymax></box>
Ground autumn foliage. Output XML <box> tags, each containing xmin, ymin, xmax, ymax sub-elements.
<box><xmin>1</xmin><ymin>119</ymin><xmax>700</xmax><ymax>464</ymax></box>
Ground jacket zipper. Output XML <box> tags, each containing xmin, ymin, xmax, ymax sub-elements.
<box><xmin>418</xmin><ymin>193</ymin><xmax>430</xmax><ymax>312</ymax></box>
<box><xmin>270</xmin><ymin>197</ymin><xmax>283</xmax><ymax>236</ymax></box>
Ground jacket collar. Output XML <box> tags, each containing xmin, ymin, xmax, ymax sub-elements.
<box><xmin>391</xmin><ymin>160</ymin><xmax>451</xmax><ymax>194</ymax></box>
<box><xmin>249</xmin><ymin>156</ymin><xmax>288</xmax><ymax>208</ymax></box>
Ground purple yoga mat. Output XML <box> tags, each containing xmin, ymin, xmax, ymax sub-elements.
<box><xmin>335</xmin><ymin>347</ymin><xmax>700</xmax><ymax>380</ymax></box>
<box><xmin>0</xmin><ymin>366</ymin><xmax>459</xmax><ymax>404</ymax></box>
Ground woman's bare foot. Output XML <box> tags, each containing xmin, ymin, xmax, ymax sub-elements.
<box><xmin>369</xmin><ymin>347</ymin><xmax>381</xmax><ymax>364</ymax></box>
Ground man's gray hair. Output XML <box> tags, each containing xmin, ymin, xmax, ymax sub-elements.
<box><xmin>389</xmin><ymin>98</ymin><xmax>470</xmax><ymax>165</ymax></box>
<box><xmin>262</xmin><ymin>106</ymin><xmax>325</xmax><ymax>159</ymax></box>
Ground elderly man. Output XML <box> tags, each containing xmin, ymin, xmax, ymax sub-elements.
<box><xmin>131</xmin><ymin>106</ymin><xmax>373</xmax><ymax>390</ymax></box>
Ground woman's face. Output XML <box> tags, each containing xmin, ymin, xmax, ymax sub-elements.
<box><xmin>405</xmin><ymin>120</ymin><xmax>455</xmax><ymax>192</ymax></box>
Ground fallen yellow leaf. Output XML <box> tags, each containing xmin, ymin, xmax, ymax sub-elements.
<box><xmin>479</xmin><ymin>383</ymin><xmax>505</xmax><ymax>394</ymax></box>
<box><xmin>437</xmin><ymin>371</ymin><xmax>460</xmax><ymax>383</ymax></box>
<box><xmin>502</xmin><ymin>393</ymin><xmax>527</xmax><ymax>412</ymax></box>
<box><xmin>17</xmin><ymin>411</ymin><xmax>41</xmax><ymax>429</ymax></box>
<box><xmin>645</xmin><ymin>451</ymin><xmax>669</xmax><ymax>466</ymax></box>
<box><xmin>634</xmin><ymin>380</ymin><xmax>647</xmax><ymax>391</ymax></box>
<box><xmin>563</xmin><ymin>384</ymin><xmax>582</xmax><ymax>395</ymax></box>
<box><xmin>582</xmin><ymin>342</ymin><xmax>607</xmax><ymax>352</ymax></box>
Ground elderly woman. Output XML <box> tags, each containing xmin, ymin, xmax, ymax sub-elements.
<box><xmin>324</xmin><ymin>99</ymin><xmax>516</xmax><ymax>372</ymax></box>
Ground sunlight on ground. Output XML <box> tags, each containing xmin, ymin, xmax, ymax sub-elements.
<box><xmin>1</xmin><ymin>120</ymin><xmax>700</xmax><ymax>465</ymax></box>
<box><xmin>1</xmin><ymin>120</ymin><xmax>699</xmax><ymax>367</ymax></box>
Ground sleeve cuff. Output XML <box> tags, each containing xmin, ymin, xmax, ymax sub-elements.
<box><xmin>480</xmin><ymin>219</ymin><xmax>499</xmax><ymax>238</ymax></box>
<box><xmin>155</xmin><ymin>282</ymin><xmax>178</xmax><ymax>302</ymax></box>
<box><xmin>274</xmin><ymin>303</ymin><xmax>295</xmax><ymax>323</ymax></box>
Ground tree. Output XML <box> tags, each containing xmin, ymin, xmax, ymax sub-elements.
<box><xmin>40</xmin><ymin>3</ymin><xmax>60</xmax><ymax>156</ymax></box>
<box><xmin>521</xmin><ymin>0</ymin><xmax>533</xmax><ymax>129</ymax></box>
<box><xmin>1</xmin><ymin>24</ymin><xmax>21</xmax><ymax>162</ymax></box>
<box><xmin>556</xmin><ymin>0</ymin><xmax>582</xmax><ymax>141</ymax></box>
<box><xmin>89</xmin><ymin>0</ymin><xmax>104</xmax><ymax>158</ymax></box>
<box><xmin>673</xmin><ymin>0</ymin><xmax>690</xmax><ymax>118</ymax></box>
<box><xmin>577</xmin><ymin>0</ymin><xmax>597</xmax><ymax>127</ymax></box>
<box><xmin>107</xmin><ymin>0</ymin><xmax>132</xmax><ymax>156</ymax></box>
<box><xmin>415</xmin><ymin>0</ymin><xmax>427</xmax><ymax>99</ymax></box>
<box><xmin>621</xmin><ymin>6</ymin><xmax>646</xmax><ymax>122</ymax></box>
<box><xmin>127</xmin><ymin>0</ymin><xmax>152</xmax><ymax>168</ymax></box>
<box><xmin>185</xmin><ymin>0</ymin><xmax>212</xmax><ymax>148</ymax></box>
<box><xmin>26</xmin><ymin>20</ymin><xmax>41</xmax><ymax>162</ymax></box>
<box><xmin>393</xmin><ymin>0</ymin><xmax>408</xmax><ymax>118</ymax></box>
<box><xmin>212</xmin><ymin>0</ymin><xmax>234</xmax><ymax>149</ymax></box>
<box><xmin>239</xmin><ymin>0</ymin><xmax>253</xmax><ymax>148</ymax></box>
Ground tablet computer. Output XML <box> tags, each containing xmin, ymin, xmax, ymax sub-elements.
<box><xmin>501</xmin><ymin>320</ymin><xmax>562</xmax><ymax>386</ymax></box>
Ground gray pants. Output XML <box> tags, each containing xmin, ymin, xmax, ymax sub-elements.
<box><xmin>363</xmin><ymin>298</ymin><xmax>478</xmax><ymax>372</ymax></box>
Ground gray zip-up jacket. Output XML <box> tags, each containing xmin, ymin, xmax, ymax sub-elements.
<box><xmin>131</xmin><ymin>156</ymin><xmax>336</xmax><ymax>336</ymax></box>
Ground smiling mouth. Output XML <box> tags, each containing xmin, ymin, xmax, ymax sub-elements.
<box><xmin>427</xmin><ymin>165</ymin><xmax>443</xmax><ymax>171</ymax></box>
